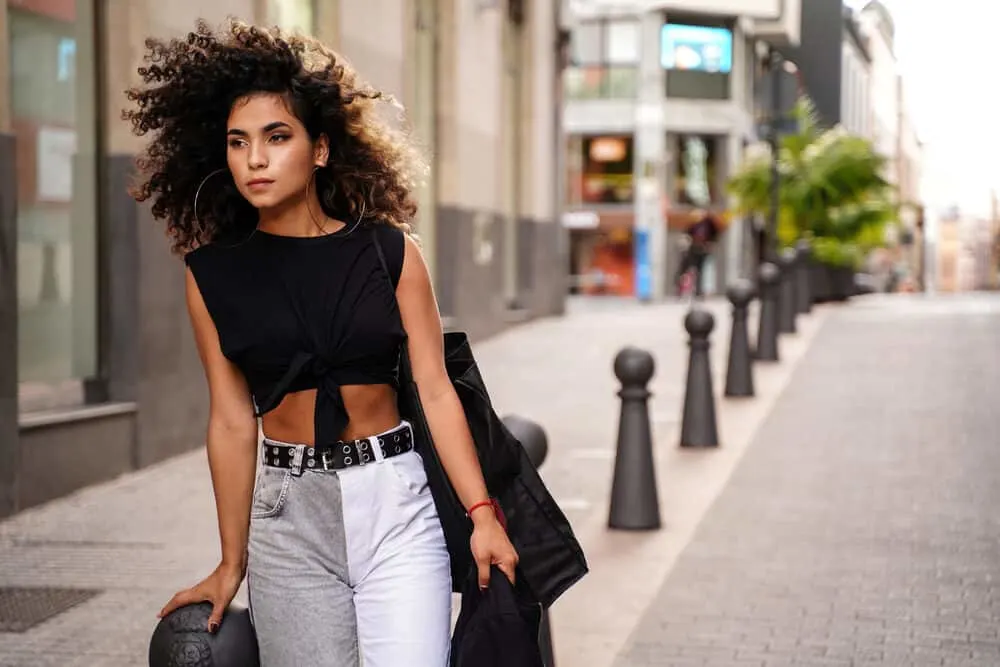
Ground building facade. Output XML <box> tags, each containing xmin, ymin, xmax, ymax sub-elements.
<box><xmin>857</xmin><ymin>0</ymin><xmax>899</xmax><ymax>189</ymax></box>
<box><xmin>840</xmin><ymin>7</ymin><xmax>872</xmax><ymax>140</ymax></box>
<box><xmin>560</xmin><ymin>0</ymin><xmax>800</xmax><ymax>299</ymax></box>
<box><xmin>0</xmin><ymin>0</ymin><xmax>566</xmax><ymax>517</ymax></box>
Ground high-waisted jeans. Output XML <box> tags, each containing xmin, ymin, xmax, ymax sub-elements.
<box><xmin>247</xmin><ymin>421</ymin><xmax>452</xmax><ymax>666</ymax></box>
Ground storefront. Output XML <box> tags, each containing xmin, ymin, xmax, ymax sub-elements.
<box><xmin>564</xmin><ymin>133</ymin><xmax>637</xmax><ymax>295</ymax></box>
<box><xmin>9</xmin><ymin>0</ymin><xmax>99</xmax><ymax>413</ymax></box>
<box><xmin>563</xmin><ymin>130</ymin><xmax>731</xmax><ymax>296</ymax></box>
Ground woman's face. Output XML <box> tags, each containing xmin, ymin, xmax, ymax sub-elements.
<box><xmin>226</xmin><ymin>93</ymin><xmax>328</xmax><ymax>210</ymax></box>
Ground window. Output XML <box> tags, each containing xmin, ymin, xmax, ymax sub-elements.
<box><xmin>662</xmin><ymin>20</ymin><xmax>733</xmax><ymax>100</ymax></box>
<box><xmin>565</xmin><ymin>135</ymin><xmax>635</xmax><ymax>206</ymax></box>
<box><xmin>564</xmin><ymin>19</ymin><xmax>639</xmax><ymax>100</ymax></box>
<box><xmin>673</xmin><ymin>134</ymin><xmax>721</xmax><ymax>207</ymax></box>
<box><xmin>11</xmin><ymin>0</ymin><xmax>99</xmax><ymax>412</ymax></box>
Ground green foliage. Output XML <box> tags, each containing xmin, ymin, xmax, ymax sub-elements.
<box><xmin>727</xmin><ymin>95</ymin><xmax>896</xmax><ymax>268</ymax></box>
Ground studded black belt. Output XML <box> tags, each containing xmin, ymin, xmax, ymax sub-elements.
<box><xmin>261</xmin><ymin>423</ymin><xmax>414</xmax><ymax>476</ymax></box>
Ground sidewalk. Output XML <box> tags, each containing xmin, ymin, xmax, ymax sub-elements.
<box><xmin>0</xmin><ymin>295</ymin><xmax>821</xmax><ymax>666</ymax></box>
<box><xmin>613</xmin><ymin>293</ymin><xmax>1000</xmax><ymax>666</ymax></box>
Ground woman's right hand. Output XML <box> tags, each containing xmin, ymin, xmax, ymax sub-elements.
<box><xmin>158</xmin><ymin>561</ymin><xmax>245</xmax><ymax>633</ymax></box>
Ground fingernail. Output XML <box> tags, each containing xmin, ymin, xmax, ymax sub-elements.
<box><xmin>208</xmin><ymin>622</ymin><xmax>218</xmax><ymax>633</ymax></box>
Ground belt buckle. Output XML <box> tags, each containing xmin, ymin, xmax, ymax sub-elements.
<box><xmin>321</xmin><ymin>449</ymin><xmax>335</xmax><ymax>471</ymax></box>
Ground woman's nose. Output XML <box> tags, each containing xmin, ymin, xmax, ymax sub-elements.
<box><xmin>248</xmin><ymin>143</ymin><xmax>268</xmax><ymax>169</ymax></box>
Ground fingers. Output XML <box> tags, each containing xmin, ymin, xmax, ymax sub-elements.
<box><xmin>158</xmin><ymin>588</ymin><xmax>198</xmax><ymax>619</ymax></box>
<box><xmin>208</xmin><ymin>599</ymin><xmax>227</xmax><ymax>634</ymax></box>
<box><xmin>476</xmin><ymin>556</ymin><xmax>491</xmax><ymax>590</ymax></box>
<box><xmin>496</xmin><ymin>558</ymin><xmax>517</xmax><ymax>585</ymax></box>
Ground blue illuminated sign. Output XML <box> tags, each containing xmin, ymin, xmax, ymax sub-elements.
<box><xmin>661</xmin><ymin>24</ymin><xmax>733</xmax><ymax>74</ymax></box>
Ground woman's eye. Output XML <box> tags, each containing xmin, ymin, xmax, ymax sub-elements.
<box><xmin>270</xmin><ymin>134</ymin><xmax>290</xmax><ymax>143</ymax></box>
<box><xmin>228</xmin><ymin>139</ymin><xmax>246</xmax><ymax>149</ymax></box>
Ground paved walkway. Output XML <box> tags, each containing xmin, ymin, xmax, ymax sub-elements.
<box><xmin>614</xmin><ymin>293</ymin><xmax>1000</xmax><ymax>667</ymax></box>
<box><xmin>0</xmin><ymin>296</ymin><xmax>752</xmax><ymax>666</ymax></box>
<box><xmin>12</xmin><ymin>293</ymin><xmax>990</xmax><ymax>667</ymax></box>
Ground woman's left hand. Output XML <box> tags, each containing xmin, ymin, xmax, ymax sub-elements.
<box><xmin>469</xmin><ymin>509</ymin><xmax>519</xmax><ymax>589</ymax></box>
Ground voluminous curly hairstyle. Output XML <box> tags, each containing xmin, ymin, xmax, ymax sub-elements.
<box><xmin>123</xmin><ymin>19</ymin><xmax>425</xmax><ymax>254</ymax></box>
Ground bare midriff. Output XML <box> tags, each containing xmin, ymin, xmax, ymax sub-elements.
<box><xmin>260</xmin><ymin>384</ymin><xmax>402</xmax><ymax>445</ymax></box>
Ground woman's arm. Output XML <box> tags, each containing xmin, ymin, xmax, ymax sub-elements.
<box><xmin>395</xmin><ymin>235</ymin><xmax>519</xmax><ymax>586</ymax></box>
<box><xmin>158</xmin><ymin>268</ymin><xmax>258</xmax><ymax>629</ymax></box>
<box><xmin>186</xmin><ymin>267</ymin><xmax>259</xmax><ymax>573</ymax></box>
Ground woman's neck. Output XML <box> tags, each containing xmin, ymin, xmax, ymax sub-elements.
<box><xmin>257</xmin><ymin>195</ymin><xmax>343</xmax><ymax>238</ymax></box>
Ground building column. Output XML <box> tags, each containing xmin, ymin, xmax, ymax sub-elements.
<box><xmin>407</xmin><ymin>0</ymin><xmax>438</xmax><ymax>285</ymax></box>
<box><xmin>633</xmin><ymin>10</ymin><xmax>667</xmax><ymax>301</ymax></box>
<box><xmin>725</xmin><ymin>132</ymin><xmax>747</xmax><ymax>280</ymax></box>
<box><xmin>500</xmin><ymin>2</ymin><xmax>526</xmax><ymax>309</ymax></box>
<box><xmin>0</xmin><ymin>0</ymin><xmax>19</xmax><ymax>517</ymax></box>
<box><xmin>104</xmin><ymin>0</ymin><xmax>216</xmax><ymax>467</ymax></box>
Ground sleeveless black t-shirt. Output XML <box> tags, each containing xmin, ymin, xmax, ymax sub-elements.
<box><xmin>184</xmin><ymin>222</ymin><xmax>406</xmax><ymax>446</ymax></box>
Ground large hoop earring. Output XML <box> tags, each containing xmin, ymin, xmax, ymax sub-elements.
<box><xmin>192</xmin><ymin>168</ymin><xmax>229</xmax><ymax>234</ymax></box>
<box><xmin>338</xmin><ymin>196</ymin><xmax>366</xmax><ymax>238</ymax></box>
<box><xmin>193</xmin><ymin>167</ymin><xmax>258</xmax><ymax>249</ymax></box>
<box><xmin>307</xmin><ymin>166</ymin><xmax>367</xmax><ymax>238</ymax></box>
<box><xmin>305</xmin><ymin>167</ymin><xmax>329</xmax><ymax>235</ymax></box>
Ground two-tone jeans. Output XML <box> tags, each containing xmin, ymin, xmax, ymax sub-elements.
<box><xmin>246</xmin><ymin>421</ymin><xmax>452</xmax><ymax>666</ymax></box>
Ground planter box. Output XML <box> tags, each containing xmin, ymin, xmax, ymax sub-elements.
<box><xmin>808</xmin><ymin>260</ymin><xmax>855</xmax><ymax>303</ymax></box>
<box><xmin>831</xmin><ymin>266</ymin><xmax>853</xmax><ymax>301</ymax></box>
<box><xmin>808</xmin><ymin>259</ymin><xmax>832</xmax><ymax>303</ymax></box>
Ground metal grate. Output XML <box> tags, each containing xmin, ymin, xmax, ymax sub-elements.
<box><xmin>0</xmin><ymin>587</ymin><xmax>101</xmax><ymax>633</ymax></box>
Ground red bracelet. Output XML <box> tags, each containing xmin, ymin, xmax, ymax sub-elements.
<box><xmin>467</xmin><ymin>498</ymin><xmax>507</xmax><ymax>530</ymax></box>
<box><xmin>466</xmin><ymin>499</ymin><xmax>495</xmax><ymax>517</ymax></box>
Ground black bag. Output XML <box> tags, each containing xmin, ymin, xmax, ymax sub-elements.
<box><xmin>372</xmin><ymin>230</ymin><xmax>588</xmax><ymax>609</ymax></box>
<box><xmin>450</xmin><ymin>566</ymin><xmax>544</xmax><ymax>667</ymax></box>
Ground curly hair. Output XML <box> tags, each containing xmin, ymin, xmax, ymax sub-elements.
<box><xmin>123</xmin><ymin>19</ymin><xmax>425</xmax><ymax>254</ymax></box>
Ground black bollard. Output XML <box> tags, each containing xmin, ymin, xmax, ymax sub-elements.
<box><xmin>500</xmin><ymin>413</ymin><xmax>555</xmax><ymax>667</ymax></box>
<box><xmin>795</xmin><ymin>238</ymin><xmax>813</xmax><ymax>314</ymax></box>
<box><xmin>724</xmin><ymin>279</ymin><xmax>755</xmax><ymax>398</ymax></box>
<box><xmin>777</xmin><ymin>248</ymin><xmax>798</xmax><ymax>334</ymax></box>
<box><xmin>608</xmin><ymin>346</ymin><xmax>660</xmax><ymax>530</ymax></box>
<box><xmin>149</xmin><ymin>602</ymin><xmax>259</xmax><ymax>667</ymax></box>
<box><xmin>680</xmin><ymin>307</ymin><xmax>719</xmax><ymax>448</ymax></box>
<box><xmin>755</xmin><ymin>262</ymin><xmax>780</xmax><ymax>362</ymax></box>
<box><xmin>502</xmin><ymin>413</ymin><xmax>548</xmax><ymax>469</ymax></box>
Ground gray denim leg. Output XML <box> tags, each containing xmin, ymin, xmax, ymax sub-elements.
<box><xmin>248</xmin><ymin>459</ymin><xmax>359</xmax><ymax>667</ymax></box>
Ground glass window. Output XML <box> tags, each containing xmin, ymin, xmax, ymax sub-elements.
<box><xmin>11</xmin><ymin>0</ymin><xmax>99</xmax><ymax>409</ymax></box>
<box><xmin>605</xmin><ymin>20</ymin><xmax>639</xmax><ymax>64</ymax></box>
<box><xmin>565</xmin><ymin>135</ymin><xmax>635</xmax><ymax>206</ymax></box>
<box><xmin>674</xmin><ymin>134</ymin><xmax>720</xmax><ymax>207</ymax></box>
<box><xmin>566</xmin><ymin>20</ymin><xmax>640</xmax><ymax>100</ymax></box>
<box><xmin>266</xmin><ymin>0</ymin><xmax>315</xmax><ymax>34</ymax></box>
<box><xmin>571</xmin><ymin>22</ymin><xmax>602</xmax><ymax>65</ymax></box>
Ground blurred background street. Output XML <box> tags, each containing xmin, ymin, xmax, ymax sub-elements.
<box><xmin>3</xmin><ymin>0</ymin><xmax>1000</xmax><ymax>665</ymax></box>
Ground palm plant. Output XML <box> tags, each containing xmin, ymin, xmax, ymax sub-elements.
<box><xmin>727</xmin><ymin>95</ymin><xmax>895</xmax><ymax>268</ymax></box>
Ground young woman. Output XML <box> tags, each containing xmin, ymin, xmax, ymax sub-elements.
<box><xmin>124</xmin><ymin>19</ymin><xmax>518</xmax><ymax>666</ymax></box>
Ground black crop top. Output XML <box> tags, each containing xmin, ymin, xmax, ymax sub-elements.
<box><xmin>184</xmin><ymin>223</ymin><xmax>406</xmax><ymax>446</ymax></box>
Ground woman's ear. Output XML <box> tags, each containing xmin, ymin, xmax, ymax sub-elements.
<box><xmin>314</xmin><ymin>134</ymin><xmax>330</xmax><ymax>167</ymax></box>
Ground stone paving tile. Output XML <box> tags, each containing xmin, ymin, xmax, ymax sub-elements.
<box><xmin>614</xmin><ymin>294</ymin><xmax>1000</xmax><ymax>667</ymax></box>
